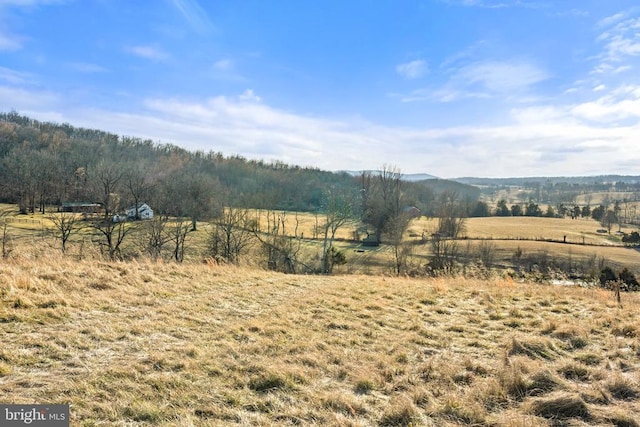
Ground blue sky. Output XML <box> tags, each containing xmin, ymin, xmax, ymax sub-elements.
<box><xmin>1</xmin><ymin>0</ymin><xmax>640</xmax><ymax>178</ymax></box>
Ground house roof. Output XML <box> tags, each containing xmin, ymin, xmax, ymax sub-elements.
<box><xmin>126</xmin><ymin>203</ymin><xmax>152</xmax><ymax>211</ymax></box>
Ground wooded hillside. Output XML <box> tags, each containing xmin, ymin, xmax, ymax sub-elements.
<box><xmin>0</xmin><ymin>111</ymin><xmax>478</xmax><ymax>218</ymax></box>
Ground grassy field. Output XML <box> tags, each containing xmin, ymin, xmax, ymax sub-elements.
<box><xmin>409</xmin><ymin>216</ymin><xmax>633</xmax><ymax>246</ymax></box>
<box><xmin>2</xmin><ymin>205</ymin><xmax>640</xmax><ymax>278</ymax></box>
<box><xmin>2</xmin><ymin>255</ymin><xmax>640</xmax><ymax>425</ymax></box>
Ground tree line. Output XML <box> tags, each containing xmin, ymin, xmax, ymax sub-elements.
<box><xmin>0</xmin><ymin>112</ymin><xmax>479</xmax><ymax>272</ymax></box>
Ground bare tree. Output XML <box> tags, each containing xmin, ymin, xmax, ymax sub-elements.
<box><xmin>209</xmin><ymin>207</ymin><xmax>255</xmax><ymax>264</ymax></box>
<box><xmin>601</xmin><ymin>209</ymin><xmax>618</xmax><ymax>234</ymax></box>
<box><xmin>476</xmin><ymin>240</ymin><xmax>496</xmax><ymax>269</ymax></box>
<box><xmin>429</xmin><ymin>234</ymin><xmax>460</xmax><ymax>275</ymax></box>
<box><xmin>48</xmin><ymin>211</ymin><xmax>80</xmax><ymax>253</ymax></box>
<box><xmin>361</xmin><ymin>165</ymin><xmax>404</xmax><ymax>244</ymax></box>
<box><xmin>1</xmin><ymin>148</ymin><xmax>38</xmax><ymax>214</ymax></box>
<box><xmin>253</xmin><ymin>210</ymin><xmax>302</xmax><ymax>273</ymax></box>
<box><xmin>140</xmin><ymin>215</ymin><xmax>171</xmax><ymax>260</ymax></box>
<box><xmin>320</xmin><ymin>190</ymin><xmax>354</xmax><ymax>273</ymax></box>
<box><xmin>436</xmin><ymin>190</ymin><xmax>466</xmax><ymax>238</ymax></box>
<box><xmin>385</xmin><ymin>210</ymin><xmax>413</xmax><ymax>275</ymax></box>
<box><xmin>0</xmin><ymin>209</ymin><xmax>12</xmax><ymax>259</ymax></box>
<box><xmin>91</xmin><ymin>219</ymin><xmax>134</xmax><ymax>261</ymax></box>
<box><xmin>123</xmin><ymin>163</ymin><xmax>156</xmax><ymax>220</ymax></box>
<box><xmin>168</xmin><ymin>216</ymin><xmax>191</xmax><ymax>262</ymax></box>
<box><xmin>91</xmin><ymin>160</ymin><xmax>123</xmax><ymax>220</ymax></box>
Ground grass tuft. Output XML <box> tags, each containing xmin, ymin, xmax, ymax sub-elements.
<box><xmin>527</xmin><ymin>393</ymin><xmax>590</xmax><ymax>421</ymax></box>
<box><xmin>558</xmin><ymin>363</ymin><xmax>590</xmax><ymax>381</ymax></box>
<box><xmin>354</xmin><ymin>377</ymin><xmax>376</xmax><ymax>395</ymax></box>
<box><xmin>249</xmin><ymin>372</ymin><xmax>295</xmax><ymax>393</ymax></box>
<box><xmin>378</xmin><ymin>397</ymin><xmax>418</xmax><ymax>426</ymax></box>
<box><xmin>2</xmin><ymin>256</ymin><xmax>640</xmax><ymax>425</ymax></box>
<box><xmin>507</xmin><ymin>336</ymin><xmax>559</xmax><ymax>360</ymax></box>
<box><xmin>606</xmin><ymin>376</ymin><xmax>640</xmax><ymax>401</ymax></box>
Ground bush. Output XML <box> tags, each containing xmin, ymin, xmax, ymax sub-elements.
<box><xmin>599</xmin><ymin>267</ymin><xmax>617</xmax><ymax>287</ymax></box>
<box><xmin>622</xmin><ymin>231</ymin><xmax>640</xmax><ymax>243</ymax></box>
<box><xmin>619</xmin><ymin>268</ymin><xmax>639</xmax><ymax>291</ymax></box>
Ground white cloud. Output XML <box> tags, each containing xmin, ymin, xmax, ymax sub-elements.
<box><xmin>396</xmin><ymin>60</ymin><xmax>428</xmax><ymax>79</ymax></box>
<box><xmin>396</xmin><ymin>58</ymin><xmax>549</xmax><ymax>103</ymax></box>
<box><xmin>238</xmin><ymin>89</ymin><xmax>260</xmax><ymax>102</ymax></box>
<box><xmin>0</xmin><ymin>0</ymin><xmax>65</xmax><ymax>6</ymax></box>
<box><xmin>454</xmin><ymin>60</ymin><xmax>549</xmax><ymax>93</ymax></box>
<box><xmin>570</xmin><ymin>85</ymin><xmax>640</xmax><ymax>123</ymax></box>
<box><xmin>445</xmin><ymin>0</ymin><xmax>542</xmax><ymax>9</ymax></box>
<box><xmin>598</xmin><ymin>12</ymin><xmax>628</xmax><ymax>28</ymax></box>
<box><xmin>5</xmin><ymin>75</ymin><xmax>640</xmax><ymax>177</ymax></box>
<box><xmin>170</xmin><ymin>0</ymin><xmax>214</xmax><ymax>34</ymax></box>
<box><xmin>26</xmin><ymin>88</ymin><xmax>637</xmax><ymax>178</ymax></box>
<box><xmin>0</xmin><ymin>66</ymin><xmax>33</xmax><ymax>84</ymax></box>
<box><xmin>125</xmin><ymin>45</ymin><xmax>169</xmax><ymax>61</ymax></box>
<box><xmin>593</xmin><ymin>84</ymin><xmax>606</xmax><ymax>92</ymax></box>
<box><xmin>595</xmin><ymin>12</ymin><xmax>640</xmax><ymax>74</ymax></box>
<box><xmin>67</xmin><ymin>62</ymin><xmax>108</xmax><ymax>73</ymax></box>
<box><xmin>0</xmin><ymin>32</ymin><xmax>23</xmax><ymax>51</ymax></box>
<box><xmin>0</xmin><ymin>85</ymin><xmax>59</xmax><ymax>110</ymax></box>
<box><xmin>213</xmin><ymin>59</ymin><xmax>233</xmax><ymax>71</ymax></box>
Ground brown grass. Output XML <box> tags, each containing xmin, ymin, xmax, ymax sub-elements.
<box><xmin>4</xmin><ymin>204</ymin><xmax>640</xmax><ymax>278</ymax></box>
<box><xmin>2</xmin><ymin>254</ymin><xmax>640</xmax><ymax>425</ymax></box>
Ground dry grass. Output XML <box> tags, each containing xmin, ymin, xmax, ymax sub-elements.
<box><xmin>415</xmin><ymin>216</ymin><xmax>634</xmax><ymax>245</ymax></box>
<box><xmin>4</xmin><ymin>204</ymin><xmax>640</xmax><ymax>279</ymax></box>
<box><xmin>2</xmin><ymin>254</ymin><xmax>640</xmax><ymax>425</ymax></box>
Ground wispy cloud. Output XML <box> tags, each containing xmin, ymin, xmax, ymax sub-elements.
<box><xmin>399</xmin><ymin>59</ymin><xmax>549</xmax><ymax>103</ymax></box>
<box><xmin>595</xmin><ymin>10</ymin><xmax>640</xmax><ymax>74</ymax></box>
<box><xmin>0</xmin><ymin>0</ymin><xmax>68</xmax><ymax>51</ymax></box>
<box><xmin>396</xmin><ymin>60</ymin><xmax>428</xmax><ymax>79</ymax></box>
<box><xmin>238</xmin><ymin>89</ymin><xmax>260</xmax><ymax>102</ymax></box>
<box><xmin>125</xmin><ymin>45</ymin><xmax>169</xmax><ymax>61</ymax></box>
<box><xmin>0</xmin><ymin>0</ymin><xmax>66</xmax><ymax>6</ymax></box>
<box><xmin>0</xmin><ymin>85</ymin><xmax>59</xmax><ymax>110</ymax></box>
<box><xmin>213</xmin><ymin>59</ymin><xmax>233</xmax><ymax>71</ymax></box>
<box><xmin>570</xmin><ymin>85</ymin><xmax>640</xmax><ymax>123</ymax></box>
<box><xmin>0</xmin><ymin>32</ymin><xmax>23</xmax><ymax>51</ymax></box>
<box><xmin>454</xmin><ymin>60</ymin><xmax>549</xmax><ymax>93</ymax></box>
<box><xmin>444</xmin><ymin>0</ymin><xmax>544</xmax><ymax>9</ymax></box>
<box><xmin>597</xmin><ymin>11</ymin><xmax>628</xmax><ymax>28</ymax></box>
<box><xmin>170</xmin><ymin>0</ymin><xmax>214</xmax><ymax>34</ymax></box>
<box><xmin>7</xmin><ymin>83</ymin><xmax>635</xmax><ymax>178</ymax></box>
<box><xmin>67</xmin><ymin>62</ymin><xmax>109</xmax><ymax>73</ymax></box>
<box><xmin>0</xmin><ymin>66</ymin><xmax>34</xmax><ymax>84</ymax></box>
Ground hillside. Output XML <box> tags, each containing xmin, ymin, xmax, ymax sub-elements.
<box><xmin>2</xmin><ymin>255</ymin><xmax>639</xmax><ymax>425</ymax></box>
<box><xmin>0</xmin><ymin>112</ymin><xmax>477</xmax><ymax>218</ymax></box>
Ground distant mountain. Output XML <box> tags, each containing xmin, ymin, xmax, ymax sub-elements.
<box><xmin>341</xmin><ymin>170</ymin><xmax>438</xmax><ymax>182</ymax></box>
<box><xmin>454</xmin><ymin>175</ymin><xmax>640</xmax><ymax>186</ymax></box>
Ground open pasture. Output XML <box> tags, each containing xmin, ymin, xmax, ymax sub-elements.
<box><xmin>3</xmin><ymin>205</ymin><xmax>640</xmax><ymax>277</ymax></box>
<box><xmin>461</xmin><ymin>217</ymin><xmax>631</xmax><ymax>245</ymax></box>
<box><xmin>1</xmin><ymin>256</ymin><xmax>640</xmax><ymax>425</ymax></box>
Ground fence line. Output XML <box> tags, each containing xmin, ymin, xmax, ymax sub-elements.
<box><xmin>4</xmin><ymin>218</ymin><xmax>42</xmax><ymax>225</ymax></box>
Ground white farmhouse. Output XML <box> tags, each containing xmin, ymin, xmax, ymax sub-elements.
<box><xmin>126</xmin><ymin>203</ymin><xmax>154</xmax><ymax>220</ymax></box>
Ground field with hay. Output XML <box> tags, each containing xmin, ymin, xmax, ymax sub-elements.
<box><xmin>2</xmin><ymin>254</ymin><xmax>640</xmax><ymax>426</ymax></box>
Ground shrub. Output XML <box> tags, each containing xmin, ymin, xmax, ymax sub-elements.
<box><xmin>619</xmin><ymin>268</ymin><xmax>639</xmax><ymax>291</ymax></box>
<box><xmin>599</xmin><ymin>266</ymin><xmax>617</xmax><ymax>287</ymax></box>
